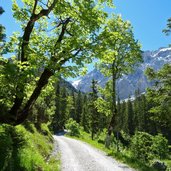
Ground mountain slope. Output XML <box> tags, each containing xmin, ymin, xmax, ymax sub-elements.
<box><xmin>60</xmin><ymin>78</ymin><xmax>78</xmax><ymax>93</ymax></box>
<box><xmin>71</xmin><ymin>47</ymin><xmax>171</xmax><ymax>100</ymax></box>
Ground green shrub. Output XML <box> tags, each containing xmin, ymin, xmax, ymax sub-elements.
<box><xmin>131</xmin><ymin>132</ymin><xmax>169</xmax><ymax>163</ymax></box>
<box><xmin>151</xmin><ymin>134</ymin><xmax>169</xmax><ymax>159</ymax></box>
<box><xmin>97</xmin><ymin>129</ymin><xmax>107</xmax><ymax>144</ymax></box>
<box><xmin>65</xmin><ymin>118</ymin><xmax>80</xmax><ymax>137</ymax></box>
<box><xmin>130</xmin><ymin>132</ymin><xmax>153</xmax><ymax>161</ymax></box>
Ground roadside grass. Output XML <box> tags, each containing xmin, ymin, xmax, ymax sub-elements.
<box><xmin>0</xmin><ymin>123</ymin><xmax>60</xmax><ymax>171</ymax></box>
<box><xmin>65</xmin><ymin>130</ymin><xmax>157</xmax><ymax>171</ymax></box>
<box><xmin>164</xmin><ymin>145</ymin><xmax>171</xmax><ymax>170</ymax></box>
<box><xmin>163</xmin><ymin>158</ymin><xmax>171</xmax><ymax>170</ymax></box>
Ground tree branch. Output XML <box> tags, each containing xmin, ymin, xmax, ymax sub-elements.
<box><xmin>9</xmin><ymin>0</ymin><xmax>58</xmax><ymax>121</ymax></box>
<box><xmin>15</xmin><ymin>48</ymin><xmax>82</xmax><ymax>125</ymax></box>
<box><xmin>21</xmin><ymin>0</ymin><xmax>57</xmax><ymax>62</ymax></box>
<box><xmin>16</xmin><ymin>68</ymin><xmax>54</xmax><ymax>125</ymax></box>
<box><xmin>32</xmin><ymin>0</ymin><xmax>38</xmax><ymax>15</ymax></box>
<box><xmin>55</xmin><ymin>17</ymin><xmax>71</xmax><ymax>47</ymax></box>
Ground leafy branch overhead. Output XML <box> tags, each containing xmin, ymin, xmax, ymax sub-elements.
<box><xmin>163</xmin><ymin>18</ymin><xmax>171</xmax><ymax>36</ymax></box>
<box><xmin>0</xmin><ymin>0</ymin><xmax>111</xmax><ymax>125</ymax></box>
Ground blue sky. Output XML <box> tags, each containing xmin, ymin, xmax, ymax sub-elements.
<box><xmin>1</xmin><ymin>0</ymin><xmax>171</xmax><ymax>51</ymax></box>
<box><xmin>112</xmin><ymin>0</ymin><xmax>171</xmax><ymax>50</ymax></box>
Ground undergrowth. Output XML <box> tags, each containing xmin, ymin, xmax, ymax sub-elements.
<box><xmin>0</xmin><ymin>123</ymin><xmax>60</xmax><ymax>171</ymax></box>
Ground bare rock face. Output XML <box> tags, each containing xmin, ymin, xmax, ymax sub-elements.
<box><xmin>71</xmin><ymin>47</ymin><xmax>171</xmax><ymax>100</ymax></box>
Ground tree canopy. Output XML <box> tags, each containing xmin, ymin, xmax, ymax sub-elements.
<box><xmin>0</xmin><ymin>0</ymin><xmax>111</xmax><ymax>125</ymax></box>
<box><xmin>94</xmin><ymin>15</ymin><xmax>142</xmax><ymax>141</ymax></box>
<box><xmin>145</xmin><ymin>64</ymin><xmax>171</xmax><ymax>129</ymax></box>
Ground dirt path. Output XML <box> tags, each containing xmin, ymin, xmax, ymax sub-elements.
<box><xmin>53</xmin><ymin>135</ymin><xmax>135</xmax><ymax>171</ymax></box>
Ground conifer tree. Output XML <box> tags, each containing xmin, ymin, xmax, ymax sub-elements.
<box><xmin>81</xmin><ymin>94</ymin><xmax>90</xmax><ymax>132</ymax></box>
<box><xmin>60</xmin><ymin>86</ymin><xmax>68</xmax><ymax>128</ymax></box>
<box><xmin>52</xmin><ymin>80</ymin><xmax>61</xmax><ymax>131</ymax></box>
<box><xmin>139</xmin><ymin>94</ymin><xmax>148</xmax><ymax>132</ymax></box>
<box><xmin>70</xmin><ymin>91</ymin><xmax>76</xmax><ymax>120</ymax></box>
<box><xmin>116</xmin><ymin>96</ymin><xmax>122</xmax><ymax>130</ymax></box>
<box><xmin>146</xmin><ymin>64</ymin><xmax>171</xmax><ymax>142</ymax></box>
<box><xmin>127</xmin><ymin>97</ymin><xmax>134</xmax><ymax>135</ymax></box>
<box><xmin>89</xmin><ymin>79</ymin><xmax>99</xmax><ymax>140</ymax></box>
<box><xmin>120</xmin><ymin>100</ymin><xmax>127</xmax><ymax>132</ymax></box>
<box><xmin>75</xmin><ymin>91</ymin><xmax>82</xmax><ymax>123</ymax></box>
<box><xmin>66</xmin><ymin>95</ymin><xmax>75</xmax><ymax>121</ymax></box>
<box><xmin>133</xmin><ymin>89</ymin><xmax>142</xmax><ymax>131</ymax></box>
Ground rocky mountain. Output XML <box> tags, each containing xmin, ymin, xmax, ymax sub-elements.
<box><xmin>60</xmin><ymin>78</ymin><xmax>78</xmax><ymax>93</ymax></box>
<box><xmin>71</xmin><ymin>47</ymin><xmax>171</xmax><ymax>100</ymax></box>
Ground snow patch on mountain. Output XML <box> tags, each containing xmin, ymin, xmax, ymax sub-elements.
<box><xmin>152</xmin><ymin>47</ymin><xmax>171</xmax><ymax>58</ymax></box>
<box><xmin>72</xmin><ymin>79</ymin><xmax>81</xmax><ymax>89</ymax></box>
<box><xmin>71</xmin><ymin>47</ymin><xmax>171</xmax><ymax>100</ymax></box>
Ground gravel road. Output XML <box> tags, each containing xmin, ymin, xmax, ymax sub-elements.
<box><xmin>53</xmin><ymin>135</ymin><xmax>135</xmax><ymax>171</ymax></box>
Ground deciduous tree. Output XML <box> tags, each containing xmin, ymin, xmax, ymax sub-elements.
<box><xmin>95</xmin><ymin>15</ymin><xmax>142</xmax><ymax>146</ymax></box>
<box><xmin>0</xmin><ymin>0</ymin><xmax>110</xmax><ymax>125</ymax></box>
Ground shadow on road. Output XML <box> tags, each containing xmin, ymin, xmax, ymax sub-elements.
<box><xmin>55</xmin><ymin>130</ymin><xmax>68</xmax><ymax>136</ymax></box>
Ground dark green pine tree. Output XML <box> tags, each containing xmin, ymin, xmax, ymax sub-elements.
<box><xmin>52</xmin><ymin>79</ymin><xmax>61</xmax><ymax>132</ymax></box>
<box><xmin>127</xmin><ymin>97</ymin><xmax>134</xmax><ymax>135</ymax></box>
<box><xmin>70</xmin><ymin>91</ymin><xmax>76</xmax><ymax>120</ymax></box>
<box><xmin>140</xmin><ymin>94</ymin><xmax>149</xmax><ymax>132</ymax></box>
<box><xmin>120</xmin><ymin>100</ymin><xmax>127</xmax><ymax>132</ymax></box>
<box><xmin>116</xmin><ymin>96</ymin><xmax>122</xmax><ymax>131</ymax></box>
<box><xmin>146</xmin><ymin>64</ymin><xmax>171</xmax><ymax>142</ymax></box>
<box><xmin>75</xmin><ymin>90</ymin><xmax>83</xmax><ymax>123</ymax></box>
<box><xmin>133</xmin><ymin>89</ymin><xmax>141</xmax><ymax>131</ymax></box>
<box><xmin>60</xmin><ymin>86</ymin><xmax>68</xmax><ymax>128</ymax></box>
<box><xmin>81</xmin><ymin>94</ymin><xmax>90</xmax><ymax>132</ymax></box>
<box><xmin>133</xmin><ymin>89</ymin><xmax>150</xmax><ymax>132</ymax></box>
<box><xmin>145</xmin><ymin>95</ymin><xmax>158</xmax><ymax>135</ymax></box>
<box><xmin>52</xmin><ymin>79</ymin><xmax>68</xmax><ymax>131</ymax></box>
<box><xmin>89</xmin><ymin>79</ymin><xmax>99</xmax><ymax>140</ymax></box>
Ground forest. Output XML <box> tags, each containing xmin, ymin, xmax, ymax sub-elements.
<box><xmin>0</xmin><ymin>0</ymin><xmax>171</xmax><ymax>171</ymax></box>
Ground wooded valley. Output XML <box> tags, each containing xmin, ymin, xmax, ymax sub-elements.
<box><xmin>0</xmin><ymin>1</ymin><xmax>171</xmax><ymax>170</ymax></box>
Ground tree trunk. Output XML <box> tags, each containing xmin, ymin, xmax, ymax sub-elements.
<box><xmin>5</xmin><ymin>0</ymin><xmax>58</xmax><ymax>125</ymax></box>
<box><xmin>0</xmin><ymin>68</ymin><xmax>53</xmax><ymax>125</ymax></box>
<box><xmin>16</xmin><ymin>68</ymin><xmax>54</xmax><ymax>125</ymax></box>
<box><xmin>110</xmin><ymin>62</ymin><xmax>117</xmax><ymax>133</ymax></box>
<box><xmin>105</xmin><ymin>62</ymin><xmax>117</xmax><ymax>148</ymax></box>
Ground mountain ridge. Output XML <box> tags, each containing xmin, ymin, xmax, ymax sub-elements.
<box><xmin>71</xmin><ymin>47</ymin><xmax>171</xmax><ymax>100</ymax></box>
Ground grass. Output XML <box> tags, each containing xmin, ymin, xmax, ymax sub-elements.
<box><xmin>0</xmin><ymin>123</ymin><xmax>60</xmax><ymax>171</ymax></box>
<box><xmin>65</xmin><ymin>130</ymin><xmax>157</xmax><ymax>171</ymax></box>
<box><xmin>163</xmin><ymin>158</ymin><xmax>171</xmax><ymax>171</ymax></box>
